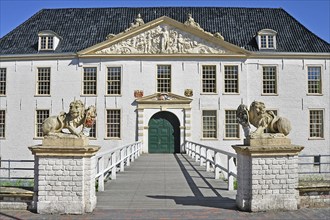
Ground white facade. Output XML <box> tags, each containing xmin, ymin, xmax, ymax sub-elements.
<box><xmin>0</xmin><ymin>16</ymin><xmax>329</xmax><ymax>162</ymax></box>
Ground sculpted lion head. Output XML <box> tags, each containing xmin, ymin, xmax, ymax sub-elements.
<box><xmin>250</xmin><ymin>101</ymin><xmax>266</xmax><ymax>116</ymax></box>
<box><xmin>69</xmin><ymin>100</ymin><xmax>85</xmax><ymax>119</ymax></box>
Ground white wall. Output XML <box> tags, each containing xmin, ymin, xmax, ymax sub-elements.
<box><xmin>0</xmin><ymin>57</ymin><xmax>329</xmax><ymax>161</ymax></box>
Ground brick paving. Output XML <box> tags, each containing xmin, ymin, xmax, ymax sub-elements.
<box><xmin>0</xmin><ymin>154</ymin><xmax>329</xmax><ymax>219</ymax></box>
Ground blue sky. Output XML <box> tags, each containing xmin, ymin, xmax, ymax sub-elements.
<box><xmin>0</xmin><ymin>0</ymin><xmax>329</xmax><ymax>42</ymax></box>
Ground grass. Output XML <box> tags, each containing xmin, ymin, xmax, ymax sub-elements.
<box><xmin>0</xmin><ymin>179</ymin><xmax>34</xmax><ymax>187</ymax></box>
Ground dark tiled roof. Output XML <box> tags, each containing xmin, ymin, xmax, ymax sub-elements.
<box><xmin>1</xmin><ymin>7</ymin><xmax>329</xmax><ymax>55</ymax></box>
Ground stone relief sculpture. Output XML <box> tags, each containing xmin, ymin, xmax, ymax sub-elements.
<box><xmin>125</xmin><ymin>13</ymin><xmax>145</xmax><ymax>32</ymax></box>
<box><xmin>237</xmin><ymin>101</ymin><xmax>291</xmax><ymax>138</ymax></box>
<box><xmin>184</xmin><ymin>13</ymin><xmax>203</xmax><ymax>31</ymax></box>
<box><xmin>96</xmin><ymin>24</ymin><xmax>227</xmax><ymax>55</ymax></box>
<box><xmin>42</xmin><ymin>100</ymin><xmax>97</xmax><ymax>137</ymax></box>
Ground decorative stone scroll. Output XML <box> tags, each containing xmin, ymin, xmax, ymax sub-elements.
<box><xmin>96</xmin><ymin>24</ymin><xmax>227</xmax><ymax>55</ymax></box>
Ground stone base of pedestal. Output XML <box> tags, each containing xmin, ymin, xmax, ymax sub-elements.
<box><xmin>29</xmin><ymin>136</ymin><xmax>100</xmax><ymax>214</ymax></box>
<box><xmin>233</xmin><ymin>137</ymin><xmax>304</xmax><ymax>212</ymax></box>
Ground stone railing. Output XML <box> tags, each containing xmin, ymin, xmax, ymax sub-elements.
<box><xmin>94</xmin><ymin>141</ymin><xmax>142</xmax><ymax>192</ymax></box>
<box><xmin>184</xmin><ymin>141</ymin><xmax>237</xmax><ymax>190</ymax></box>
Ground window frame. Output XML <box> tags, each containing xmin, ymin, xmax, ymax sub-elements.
<box><xmin>156</xmin><ymin>64</ymin><xmax>172</xmax><ymax>93</ymax></box>
<box><xmin>224</xmin><ymin>109</ymin><xmax>240</xmax><ymax>139</ymax></box>
<box><xmin>308</xmin><ymin>109</ymin><xmax>324</xmax><ymax>139</ymax></box>
<box><xmin>262</xmin><ymin>65</ymin><xmax>278</xmax><ymax>96</ymax></box>
<box><xmin>201</xmin><ymin>64</ymin><xmax>217</xmax><ymax>94</ymax></box>
<box><xmin>36</xmin><ymin>67</ymin><xmax>51</xmax><ymax>96</ymax></box>
<box><xmin>257</xmin><ymin>29</ymin><xmax>277</xmax><ymax>50</ymax></box>
<box><xmin>105</xmin><ymin>109</ymin><xmax>121</xmax><ymax>139</ymax></box>
<box><xmin>0</xmin><ymin>109</ymin><xmax>6</xmax><ymax>139</ymax></box>
<box><xmin>223</xmin><ymin>65</ymin><xmax>239</xmax><ymax>94</ymax></box>
<box><xmin>201</xmin><ymin>110</ymin><xmax>218</xmax><ymax>140</ymax></box>
<box><xmin>106</xmin><ymin>66</ymin><xmax>122</xmax><ymax>96</ymax></box>
<box><xmin>82</xmin><ymin>66</ymin><xmax>97</xmax><ymax>96</ymax></box>
<box><xmin>0</xmin><ymin>68</ymin><xmax>6</xmax><ymax>96</ymax></box>
<box><xmin>39</xmin><ymin>36</ymin><xmax>54</xmax><ymax>50</ymax></box>
<box><xmin>307</xmin><ymin>65</ymin><xmax>323</xmax><ymax>95</ymax></box>
<box><xmin>35</xmin><ymin>109</ymin><xmax>50</xmax><ymax>139</ymax></box>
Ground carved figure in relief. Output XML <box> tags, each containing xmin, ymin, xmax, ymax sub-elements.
<box><xmin>42</xmin><ymin>100</ymin><xmax>97</xmax><ymax>137</ymax></box>
<box><xmin>237</xmin><ymin>101</ymin><xmax>291</xmax><ymax>138</ymax></box>
<box><xmin>161</xmin><ymin>26</ymin><xmax>170</xmax><ymax>52</ymax></box>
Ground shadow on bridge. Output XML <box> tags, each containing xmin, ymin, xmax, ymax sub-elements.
<box><xmin>96</xmin><ymin>153</ymin><xmax>237</xmax><ymax>210</ymax></box>
<box><xmin>146</xmin><ymin>154</ymin><xmax>237</xmax><ymax>209</ymax></box>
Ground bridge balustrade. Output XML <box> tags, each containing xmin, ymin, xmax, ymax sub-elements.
<box><xmin>185</xmin><ymin>141</ymin><xmax>237</xmax><ymax>190</ymax></box>
<box><xmin>94</xmin><ymin>141</ymin><xmax>142</xmax><ymax>191</ymax></box>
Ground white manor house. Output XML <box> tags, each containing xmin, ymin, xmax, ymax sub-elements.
<box><xmin>0</xmin><ymin>7</ymin><xmax>329</xmax><ymax>164</ymax></box>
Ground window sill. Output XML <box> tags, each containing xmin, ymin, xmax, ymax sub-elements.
<box><xmin>33</xmin><ymin>137</ymin><xmax>44</xmax><ymax>140</ymax></box>
<box><xmin>105</xmin><ymin>95</ymin><xmax>122</xmax><ymax>97</ymax></box>
<box><xmin>200</xmin><ymin>93</ymin><xmax>218</xmax><ymax>95</ymax></box>
<box><xmin>81</xmin><ymin>95</ymin><xmax>97</xmax><ymax>97</ymax></box>
<box><xmin>34</xmin><ymin>95</ymin><xmax>51</xmax><ymax>97</ymax></box>
<box><xmin>223</xmin><ymin>138</ymin><xmax>240</xmax><ymax>140</ymax></box>
<box><xmin>261</xmin><ymin>93</ymin><xmax>279</xmax><ymax>96</ymax></box>
<box><xmin>222</xmin><ymin>93</ymin><xmax>240</xmax><ymax>95</ymax></box>
<box><xmin>201</xmin><ymin>138</ymin><xmax>218</xmax><ymax>141</ymax></box>
<box><xmin>306</xmin><ymin>93</ymin><xmax>323</xmax><ymax>96</ymax></box>
<box><xmin>104</xmin><ymin>138</ymin><xmax>121</xmax><ymax>140</ymax></box>
<box><xmin>308</xmin><ymin>138</ymin><xmax>325</xmax><ymax>140</ymax></box>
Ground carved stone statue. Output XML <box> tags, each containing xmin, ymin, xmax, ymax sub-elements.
<box><xmin>125</xmin><ymin>13</ymin><xmax>145</xmax><ymax>32</ymax></box>
<box><xmin>237</xmin><ymin>101</ymin><xmax>291</xmax><ymax>138</ymax></box>
<box><xmin>42</xmin><ymin>100</ymin><xmax>97</xmax><ymax>137</ymax></box>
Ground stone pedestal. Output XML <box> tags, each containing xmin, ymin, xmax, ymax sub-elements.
<box><xmin>29</xmin><ymin>136</ymin><xmax>100</xmax><ymax>214</ymax></box>
<box><xmin>232</xmin><ymin>137</ymin><xmax>304</xmax><ymax>212</ymax></box>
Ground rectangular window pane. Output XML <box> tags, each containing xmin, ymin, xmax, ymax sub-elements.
<box><xmin>202</xmin><ymin>110</ymin><xmax>217</xmax><ymax>138</ymax></box>
<box><xmin>37</xmin><ymin>67</ymin><xmax>51</xmax><ymax>95</ymax></box>
<box><xmin>106</xmin><ymin>110</ymin><xmax>121</xmax><ymax>138</ymax></box>
<box><xmin>0</xmin><ymin>68</ymin><xmax>6</xmax><ymax>95</ymax></box>
<box><xmin>309</xmin><ymin>110</ymin><xmax>324</xmax><ymax>138</ymax></box>
<box><xmin>260</xmin><ymin>35</ymin><xmax>267</xmax><ymax>48</ymax></box>
<box><xmin>89</xmin><ymin>122</ymin><xmax>96</xmax><ymax>138</ymax></box>
<box><xmin>308</xmin><ymin>66</ymin><xmax>322</xmax><ymax>94</ymax></box>
<box><xmin>0</xmin><ymin>110</ymin><xmax>5</xmax><ymax>138</ymax></box>
<box><xmin>47</xmin><ymin>37</ymin><xmax>54</xmax><ymax>49</ymax></box>
<box><xmin>268</xmin><ymin>36</ymin><xmax>274</xmax><ymax>48</ymax></box>
<box><xmin>202</xmin><ymin>65</ymin><xmax>216</xmax><ymax>93</ymax></box>
<box><xmin>83</xmin><ymin>67</ymin><xmax>97</xmax><ymax>95</ymax></box>
<box><xmin>157</xmin><ymin>65</ymin><xmax>171</xmax><ymax>93</ymax></box>
<box><xmin>107</xmin><ymin>67</ymin><xmax>121</xmax><ymax>95</ymax></box>
<box><xmin>40</xmin><ymin>36</ymin><xmax>47</xmax><ymax>49</ymax></box>
<box><xmin>224</xmin><ymin>66</ymin><xmax>238</xmax><ymax>93</ymax></box>
<box><xmin>36</xmin><ymin>110</ymin><xmax>49</xmax><ymax>138</ymax></box>
<box><xmin>225</xmin><ymin>110</ymin><xmax>239</xmax><ymax>138</ymax></box>
<box><xmin>263</xmin><ymin>66</ymin><xmax>277</xmax><ymax>94</ymax></box>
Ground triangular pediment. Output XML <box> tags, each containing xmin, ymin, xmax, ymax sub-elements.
<box><xmin>78</xmin><ymin>16</ymin><xmax>249</xmax><ymax>57</ymax></box>
<box><xmin>136</xmin><ymin>92</ymin><xmax>192</xmax><ymax>104</ymax></box>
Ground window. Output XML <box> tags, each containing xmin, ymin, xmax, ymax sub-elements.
<box><xmin>308</xmin><ymin>66</ymin><xmax>322</xmax><ymax>94</ymax></box>
<box><xmin>83</xmin><ymin>67</ymin><xmax>97</xmax><ymax>95</ymax></box>
<box><xmin>36</xmin><ymin>110</ymin><xmax>49</xmax><ymax>138</ymax></box>
<box><xmin>313</xmin><ymin>155</ymin><xmax>321</xmax><ymax>166</ymax></box>
<box><xmin>202</xmin><ymin>110</ymin><xmax>217</xmax><ymax>139</ymax></box>
<box><xmin>107</xmin><ymin>67</ymin><xmax>122</xmax><ymax>95</ymax></box>
<box><xmin>40</xmin><ymin>36</ymin><xmax>54</xmax><ymax>50</ymax></box>
<box><xmin>89</xmin><ymin>122</ymin><xmax>97</xmax><ymax>138</ymax></box>
<box><xmin>309</xmin><ymin>110</ymin><xmax>324</xmax><ymax>138</ymax></box>
<box><xmin>225</xmin><ymin>110</ymin><xmax>239</xmax><ymax>138</ymax></box>
<box><xmin>202</xmin><ymin>65</ymin><xmax>216</xmax><ymax>93</ymax></box>
<box><xmin>257</xmin><ymin>29</ymin><xmax>277</xmax><ymax>50</ymax></box>
<box><xmin>36</xmin><ymin>67</ymin><xmax>51</xmax><ymax>95</ymax></box>
<box><xmin>224</xmin><ymin>65</ymin><xmax>239</xmax><ymax>93</ymax></box>
<box><xmin>0</xmin><ymin>110</ymin><xmax>5</xmax><ymax>138</ymax></box>
<box><xmin>0</xmin><ymin>68</ymin><xmax>6</xmax><ymax>95</ymax></box>
<box><xmin>263</xmin><ymin>66</ymin><xmax>277</xmax><ymax>94</ymax></box>
<box><xmin>106</xmin><ymin>109</ymin><xmax>121</xmax><ymax>138</ymax></box>
<box><xmin>157</xmin><ymin>65</ymin><xmax>171</xmax><ymax>93</ymax></box>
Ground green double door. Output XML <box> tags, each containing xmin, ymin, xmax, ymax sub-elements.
<box><xmin>148</xmin><ymin>118</ymin><xmax>175</xmax><ymax>153</ymax></box>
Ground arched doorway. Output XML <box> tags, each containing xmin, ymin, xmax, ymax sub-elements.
<box><xmin>148</xmin><ymin>111</ymin><xmax>180</xmax><ymax>153</ymax></box>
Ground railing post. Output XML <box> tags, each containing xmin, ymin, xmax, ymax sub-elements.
<box><xmin>228</xmin><ymin>156</ymin><xmax>234</xmax><ymax>190</ymax></box>
<box><xmin>195</xmin><ymin>145</ymin><xmax>200</xmax><ymax>162</ymax></box>
<box><xmin>215</xmin><ymin>152</ymin><xmax>220</xmax><ymax>179</ymax></box>
<box><xmin>127</xmin><ymin>145</ymin><xmax>131</xmax><ymax>166</ymax></box>
<box><xmin>131</xmin><ymin>145</ymin><xmax>135</xmax><ymax>162</ymax></box>
<box><xmin>200</xmin><ymin>147</ymin><xmax>205</xmax><ymax>166</ymax></box>
<box><xmin>206</xmin><ymin>149</ymin><xmax>211</xmax><ymax>172</ymax></box>
<box><xmin>8</xmin><ymin>160</ymin><xmax>11</xmax><ymax>179</ymax></box>
<box><xmin>98</xmin><ymin>157</ymin><xmax>105</xmax><ymax>191</ymax></box>
<box><xmin>192</xmin><ymin>144</ymin><xmax>195</xmax><ymax>159</ymax></box>
<box><xmin>111</xmin><ymin>153</ymin><xmax>117</xmax><ymax>180</ymax></box>
<box><xmin>120</xmin><ymin>148</ymin><xmax>125</xmax><ymax>172</ymax></box>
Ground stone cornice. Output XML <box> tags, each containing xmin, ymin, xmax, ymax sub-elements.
<box><xmin>28</xmin><ymin>145</ymin><xmax>101</xmax><ymax>157</ymax></box>
<box><xmin>232</xmin><ymin>145</ymin><xmax>304</xmax><ymax>157</ymax></box>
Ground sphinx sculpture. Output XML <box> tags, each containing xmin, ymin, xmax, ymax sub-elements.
<box><xmin>42</xmin><ymin>100</ymin><xmax>97</xmax><ymax>137</ymax></box>
<box><xmin>236</xmin><ymin>101</ymin><xmax>291</xmax><ymax>138</ymax></box>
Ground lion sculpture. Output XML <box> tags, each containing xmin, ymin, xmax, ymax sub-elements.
<box><xmin>42</xmin><ymin>100</ymin><xmax>97</xmax><ymax>137</ymax></box>
<box><xmin>237</xmin><ymin>101</ymin><xmax>291</xmax><ymax>138</ymax></box>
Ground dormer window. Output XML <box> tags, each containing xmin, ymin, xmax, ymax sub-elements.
<box><xmin>256</xmin><ymin>29</ymin><xmax>277</xmax><ymax>50</ymax></box>
<box><xmin>38</xmin><ymin>30</ymin><xmax>61</xmax><ymax>51</ymax></box>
